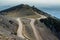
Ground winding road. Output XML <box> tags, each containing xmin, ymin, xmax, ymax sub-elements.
<box><xmin>16</xmin><ymin>18</ymin><xmax>25</xmax><ymax>38</ymax></box>
<box><xmin>15</xmin><ymin>14</ymin><xmax>47</xmax><ymax>40</ymax></box>
<box><xmin>30</xmin><ymin>19</ymin><xmax>43</xmax><ymax>40</ymax></box>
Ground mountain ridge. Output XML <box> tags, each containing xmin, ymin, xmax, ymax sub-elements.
<box><xmin>0</xmin><ymin>4</ymin><xmax>60</xmax><ymax>40</ymax></box>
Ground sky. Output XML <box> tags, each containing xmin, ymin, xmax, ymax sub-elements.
<box><xmin>0</xmin><ymin>0</ymin><xmax>60</xmax><ymax>6</ymax></box>
<box><xmin>0</xmin><ymin>0</ymin><xmax>60</xmax><ymax>10</ymax></box>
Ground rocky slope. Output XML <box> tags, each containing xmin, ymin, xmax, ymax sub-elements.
<box><xmin>0</xmin><ymin>4</ymin><xmax>60</xmax><ymax>40</ymax></box>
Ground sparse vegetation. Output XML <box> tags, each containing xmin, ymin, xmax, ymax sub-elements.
<box><xmin>0</xmin><ymin>4</ymin><xmax>60</xmax><ymax>40</ymax></box>
<box><xmin>40</xmin><ymin>17</ymin><xmax>60</xmax><ymax>39</ymax></box>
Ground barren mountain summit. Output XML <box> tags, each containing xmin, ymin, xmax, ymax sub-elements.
<box><xmin>0</xmin><ymin>4</ymin><xmax>60</xmax><ymax>40</ymax></box>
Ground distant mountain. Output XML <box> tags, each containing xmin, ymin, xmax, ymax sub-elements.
<box><xmin>0</xmin><ymin>4</ymin><xmax>60</xmax><ymax>40</ymax></box>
